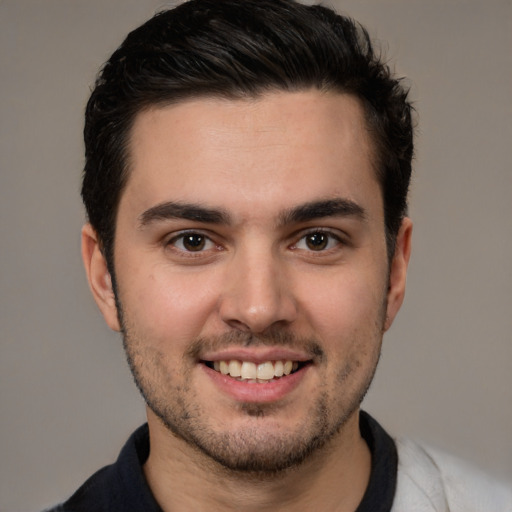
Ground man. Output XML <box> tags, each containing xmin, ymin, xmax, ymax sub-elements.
<box><xmin>49</xmin><ymin>0</ymin><xmax>511</xmax><ymax>510</ymax></box>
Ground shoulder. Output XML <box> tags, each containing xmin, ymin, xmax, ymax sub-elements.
<box><xmin>42</xmin><ymin>424</ymin><xmax>154</xmax><ymax>512</ymax></box>
<box><xmin>42</xmin><ymin>464</ymin><xmax>117</xmax><ymax>512</ymax></box>
<box><xmin>392</xmin><ymin>437</ymin><xmax>512</xmax><ymax>512</ymax></box>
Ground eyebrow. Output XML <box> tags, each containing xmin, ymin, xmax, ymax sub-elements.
<box><xmin>138</xmin><ymin>201</ymin><xmax>231</xmax><ymax>227</ymax></box>
<box><xmin>278</xmin><ymin>198</ymin><xmax>367</xmax><ymax>226</ymax></box>
<box><xmin>138</xmin><ymin>197</ymin><xmax>366</xmax><ymax>229</ymax></box>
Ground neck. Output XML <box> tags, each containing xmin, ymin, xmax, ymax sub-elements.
<box><xmin>143</xmin><ymin>409</ymin><xmax>371</xmax><ymax>512</ymax></box>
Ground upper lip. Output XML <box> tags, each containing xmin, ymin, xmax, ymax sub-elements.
<box><xmin>199</xmin><ymin>347</ymin><xmax>313</xmax><ymax>364</ymax></box>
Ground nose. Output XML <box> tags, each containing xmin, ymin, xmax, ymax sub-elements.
<box><xmin>218</xmin><ymin>246</ymin><xmax>298</xmax><ymax>334</ymax></box>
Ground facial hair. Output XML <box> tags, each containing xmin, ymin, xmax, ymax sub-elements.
<box><xmin>119</xmin><ymin>317</ymin><xmax>383</xmax><ymax>475</ymax></box>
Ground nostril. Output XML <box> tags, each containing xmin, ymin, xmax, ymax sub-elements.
<box><xmin>224</xmin><ymin>319</ymin><xmax>253</xmax><ymax>333</ymax></box>
<box><xmin>218</xmin><ymin>265</ymin><xmax>298</xmax><ymax>332</ymax></box>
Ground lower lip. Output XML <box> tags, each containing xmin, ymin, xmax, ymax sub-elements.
<box><xmin>201</xmin><ymin>364</ymin><xmax>310</xmax><ymax>403</ymax></box>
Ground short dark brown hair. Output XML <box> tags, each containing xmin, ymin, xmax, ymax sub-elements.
<box><xmin>82</xmin><ymin>0</ymin><xmax>414</xmax><ymax>271</ymax></box>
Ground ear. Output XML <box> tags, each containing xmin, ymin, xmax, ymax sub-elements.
<box><xmin>384</xmin><ymin>217</ymin><xmax>412</xmax><ymax>331</ymax></box>
<box><xmin>81</xmin><ymin>223</ymin><xmax>121</xmax><ymax>332</ymax></box>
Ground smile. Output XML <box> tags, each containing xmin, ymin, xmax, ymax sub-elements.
<box><xmin>204</xmin><ymin>360</ymin><xmax>305</xmax><ymax>382</ymax></box>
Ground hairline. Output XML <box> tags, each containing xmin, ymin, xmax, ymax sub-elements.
<box><xmin>103</xmin><ymin>86</ymin><xmax>390</xmax><ymax>266</ymax></box>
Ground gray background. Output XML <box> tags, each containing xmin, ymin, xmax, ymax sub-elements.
<box><xmin>1</xmin><ymin>1</ymin><xmax>511</xmax><ymax>510</ymax></box>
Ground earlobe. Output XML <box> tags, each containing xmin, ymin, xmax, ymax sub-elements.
<box><xmin>81</xmin><ymin>224</ymin><xmax>121</xmax><ymax>332</ymax></box>
<box><xmin>384</xmin><ymin>217</ymin><xmax>412</xmax><ymax>332</ymax></box>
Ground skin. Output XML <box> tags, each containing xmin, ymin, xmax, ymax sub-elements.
<box><xmin>82</xmin><ymin>90</ymin><xmax>412</xmax><ymax>511</ymax></box>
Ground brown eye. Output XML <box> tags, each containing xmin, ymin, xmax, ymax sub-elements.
<box><xmin>171</xmin><ymin>232</ymin><xmax>214</xmax><ymax>252</ymax></box>
<box><xmin>182</xmin><ymin>234</ymin><xmax>205</xmax><ymax>251</ymax></box>
<box><xmin>293</xmin><ymin>231</ymin><xmax>341</xmax><ymax>252</ymax></box>
<box><xmin>305</xmin><ymin>232</ymin><xmax>329</xmax><ymax>251</ymax></box>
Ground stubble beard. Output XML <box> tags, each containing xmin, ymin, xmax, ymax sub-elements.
<box><xmin>113</xmin><ymin>271</ymin><xmax>386</xmax><ymax>475</ymax></box>
<box><xmin>120</xmin><ymin>325</ymin><xmax>382</xmax><ymax>476</ymax></box>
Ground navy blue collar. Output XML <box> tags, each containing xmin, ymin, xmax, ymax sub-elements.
<box><xmin>52</xmin><ymin>411</ymin><xmax>397</xmax><ymax>512</ymax></box>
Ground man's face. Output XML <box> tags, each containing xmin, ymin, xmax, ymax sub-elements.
<box><xmin>84</xmin><ymin>90</ymin><xmax>410</xmax><ymax>472</ymax></box>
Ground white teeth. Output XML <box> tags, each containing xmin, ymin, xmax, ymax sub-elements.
<box><xmin>219</xmin><ymin>361</ymin><xmax>229</xmax><ymax>375</ymax></box>
<box><xmin>257</xmin><ymin>361</ymin><xmax>275</xmax><ymax>380</ymax></box>
<box><xmin>211</xmin><ymin>359</ymin><xmax>300</xmax><ymax>381</ymax></box>
<box><xmin>228</xmin><ymin>360</ymin><xmax>242</xmax><ymax>377</ymax></box>
<box><xmin>240</xmin><ymin>361</ymin><xmax>257</xmax><ymax>380</ymax></box>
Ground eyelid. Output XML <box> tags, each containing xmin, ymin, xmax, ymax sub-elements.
<box><xmin>165</xmin><ymin>229</ymin><xmax>218</xmax><ymax>253</ymax></box>
<box><xmin>163</xmin><ymin>227</ymin><xmax>347</xmax><ymax>253</ymax></box>
<box><xmin>290</xmin><ymin>228</ymin><xmax>346</xmax><ymax>251</ymax></box>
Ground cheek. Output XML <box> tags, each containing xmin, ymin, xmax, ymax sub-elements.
<box><xmin>298</xmin><ymin>269</ymin><xmax>387</xmax><ymax>338</ymax></box>
<box><xmin>119</xmin><ymin>266</ymin><xmax>220</xmax><ymax>344</ymax></box>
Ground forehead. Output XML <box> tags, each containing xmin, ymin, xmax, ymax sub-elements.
<box><xmin>122</xmin><ymin>90</ymin><xmax>380</xmax><ymax>222</ymax></box>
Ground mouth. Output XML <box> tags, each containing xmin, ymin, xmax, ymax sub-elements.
<box><xmin>202</xmin><ymin>359</ymin><xmax>309</xmax><ymax>383</ymax></box>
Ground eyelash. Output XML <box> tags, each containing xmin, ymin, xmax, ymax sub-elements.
<box><xmin>291</xmin><ymin>229</ymin><xmax>344</xmax><ymax>253</ymax></box>
<box><xmin>166</xmin><ymin>231</ymin><xmax>218</xmax><ymax>255</ymax></box>
<box><xmin>165</xmin><ymin>229</ymin><xmax>344</xmax><ymax>255</ymax></box>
